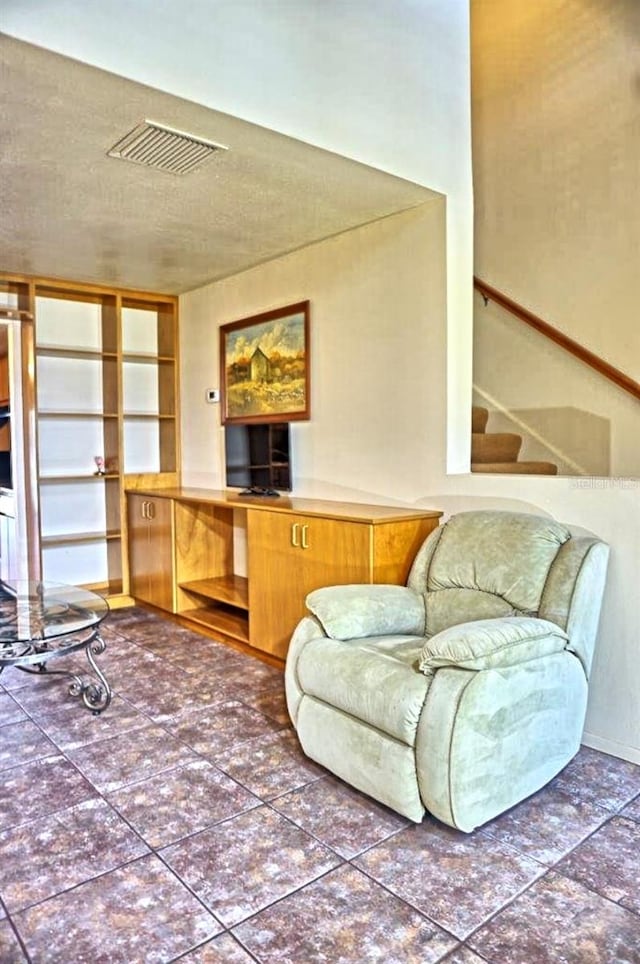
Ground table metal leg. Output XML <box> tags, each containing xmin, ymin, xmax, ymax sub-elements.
<box><xmin>68</xmin><ymin>634</ymin><xmax>112</xmax><ymax>714</ymax></box>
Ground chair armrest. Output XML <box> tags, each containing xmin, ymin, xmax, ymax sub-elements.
<box><xmin>418</xmin><ymin>616</ymin><xmax>568</xmax><ymax>677</ymax></box>
<box><xmin>305</xmin><ymin>584</ymin><xmax>426</xmax><ymax>640</ymax></box>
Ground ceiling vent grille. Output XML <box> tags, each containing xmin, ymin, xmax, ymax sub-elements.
<box><xmin>107</xmin><ymin>120</ymin><xmax>227</xmax><ymax>175</ymax></box>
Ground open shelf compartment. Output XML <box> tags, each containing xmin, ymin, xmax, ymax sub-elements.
<box><xmin>178</xmin><ymin>574</ymin><xmax>249</xmax><ymax>610</ymax></box>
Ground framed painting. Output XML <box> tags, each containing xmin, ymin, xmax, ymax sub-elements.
<box><xmin>220</xmin><ymin>301</ymin><xmax>310</xmax><ymax>424</ymax></box>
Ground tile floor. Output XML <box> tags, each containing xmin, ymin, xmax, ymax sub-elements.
<box><xmin>1</xmin><ymin>607</ymin><xmax>639</xmax><ymax>963</ymax></box>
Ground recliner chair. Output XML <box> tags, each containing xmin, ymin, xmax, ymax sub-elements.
<box><xmin>285</xmin><ymin>510</ymin><xmax>609</xmax><ymax>831</ymax></box>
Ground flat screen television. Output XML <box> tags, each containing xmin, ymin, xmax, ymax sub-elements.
<box><xmin>224</xmin><ymin>422</ymin><xmax>291</xmax><ymax>495</ymax></box>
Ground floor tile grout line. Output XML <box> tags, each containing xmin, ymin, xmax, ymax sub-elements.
<box><xmin>454</xmin><ymin>864</ymin><xmax>559</xmax><ymax>950</ymax></box>
<box><xmin>4</xmin><ymin>847</ymin><xmax>153</xmax><ymax>921</ymax></box>
<box><xmin>227</xmin><ymin>859</ymin><xmax>464</xmax><ymax>958</ymax></box>
<box><xmin>262</xmin><ymin>790</ymin><xmax>412</xmax><ymax>863</ymax></box>
<box><xmin>226</xmin><ymin>862</ymin><xmax>351</xmax><ymax>933</ymax></box>
<box><xmin>5</xmin><ymin>697</ymin><xmax>159</xmax><ymax>754</ymax></box>
<box><xmin>168</xmin><ymin>926</ymin><xmax>263</xmax><ymax>964</ymax></box>
<box><xmin>152</xmin><ymin>842</ymin><xmax>238</xmax><ymax>931</ymax></box>
<box><xmin>6</xmin><ymin>791</ymin><xmax>296</xmax><ymax>930</ymax></box>
<box><xmin>458</xmin><ymin>857</ymin><xmax>640</xmax><ymax>953</ymax></box>
<box><xmin>358</xmin><ymin>810</ymin><xmax>634</xmax><ymax>941</ymax></box>
<box><xmin>1</xmin><ymin>894</ymin><xmax>34</xmax><ymax>963</ymax></box>
<box><xmin>345</xmin><ymin>857</ymin><xmax>467</xmax><ymax>943</ymax></box>
<box><xmin>550</xmin><ymin>862</ymin><xmax>640</xmax><ymax>921</ymax></box>
<box><xmin>50</xmin><ymin>709</ymin><xmax>299</xmax><ymax>799</ymax></box>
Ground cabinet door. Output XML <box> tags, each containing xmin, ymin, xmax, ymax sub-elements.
<box><xmin>128</xmin><ymin>494</ymin><xmax>151</xmax><ymax>602</ymax></box>
<box><xmin>127</xmin><ymin>494</ymin><xmax>174</xmax><ymax>611</ymax></box>
<box><xmin>146</xmin><ymin>497</ymin><xmax>175</xmax><ymax>612</ymax></box>
<box><xmin>248</xmin><ymin>511</ymin><xmax>371</xmax><ymax>659</ymax></box>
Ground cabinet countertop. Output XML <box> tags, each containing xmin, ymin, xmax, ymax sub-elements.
<box><xmin>125</xmin><ymin>486</ymin><xmax>442</xmax><ymax>525</ymax></box>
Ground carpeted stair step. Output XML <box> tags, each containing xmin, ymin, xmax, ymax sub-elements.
<box><xmin>472</xmin><ymin>406</ymin><xmax>489</xmax><ymax>433</ymax></box>
<box><xmin>471</xmin><ymin>461</ymin><xmax>559</xmax><ymax>475</ymax></box>
<box><xmin>472</xmin><ymin>432</ymin><xmax>522</xmax><ymax>463</ymax></box>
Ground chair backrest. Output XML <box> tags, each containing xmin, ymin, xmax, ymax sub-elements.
<box><xmin>407</xmin><ymin>510</ymin><xmax>608</xmax><ymax>676</ymax></box>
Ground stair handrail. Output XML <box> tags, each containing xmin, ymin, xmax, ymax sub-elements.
<box><xmin>474</xmin><ymin>277</ymin><xmax>640</xmax><ymax>403</ymax></box>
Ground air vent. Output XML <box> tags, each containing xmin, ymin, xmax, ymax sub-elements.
<box><xmin>107</xmin><ymin>120</ymin><xmax>227</xmax><ymax>175</ymax></box>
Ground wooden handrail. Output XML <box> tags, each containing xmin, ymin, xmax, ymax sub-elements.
<box><xmin>474</xmin><ymin>276</ymin><xmax>640</xmax><ymax>403</ymax></box>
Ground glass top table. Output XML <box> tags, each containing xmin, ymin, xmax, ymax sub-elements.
<box><xmin>0</xmin><ymin>581</ymin><xmax>112</xmax><ymax>714</ymax></box>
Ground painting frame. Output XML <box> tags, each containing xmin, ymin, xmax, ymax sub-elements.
<box><xmin>220</xmin><ymin>301</ymin><xmax>310</xmax><ymax>425</ymax></box>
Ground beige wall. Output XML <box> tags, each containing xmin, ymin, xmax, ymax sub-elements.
<box><xmin>472</xmin><ymin>0</ymin><xmax>640</xmax><ymax>477</ymax></box>
<box><xmin>180</xmin><ymin>201</ymin><xmax>447</xmax><ymax>502</ymax></box>
<box><xmin>472</xmin><ymin>0</ymin><xmax>640</xmax><ymax>377</ymax></box>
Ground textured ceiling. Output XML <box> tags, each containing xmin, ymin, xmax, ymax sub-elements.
<box><xmin>0</xmin><ymin>34</ymin><xmax>439</xmax><ymax>295</ymax></box>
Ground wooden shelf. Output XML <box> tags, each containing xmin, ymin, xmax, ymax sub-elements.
<box><xmin>0</xmin><ymin>304</ymin><xmax>33</xmax><ymax>321</ymax></box>
<box><xmin>179</xmin><ymin>575</ymin><xmax>249</xmax><ymax>610</ymax></box>
<box><xmin>42</xmin><ymin>529</ymin><xmax>121</xmax><ymax>546</ymax></box>
<box><xmin>36</xmin><ymin>345</ymin><xmax>118</xmax><ymax>360</ymax></box>
<box><xmin>182</xmin><ymin>605</ymin><xmax>250</xmax><ymax>644</ymax></box>
<box><xmin>39</xmin><ymin>473</ymin><xmax>121</xmax><ymax>483</ymax></box>
<box><xmin>122</xmin><ymin>352</ymin><xmax>175</xmax><ymax>363</ymax></box>
<box><xmin>38</xmin><ymin>410</ymin><xmax>119</xmax><ymax>419</ymax></box>
<box><xmin>82</xmin><ymin>580</ymin><xmax>125</xmax><ymax>598</ymax></box>
<box><xmin>123</xmin><ymin>411</ymin><xmax>176</xmax><ymax>420</ymax></box>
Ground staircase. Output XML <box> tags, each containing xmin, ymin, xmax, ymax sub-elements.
<box><xmin>471</xmin><ymin>407</ymin><xmax>557</xmax><ymax>475</ymax></box>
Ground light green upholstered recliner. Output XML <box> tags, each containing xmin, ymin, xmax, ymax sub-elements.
<box><xmin>285</xmin><ymin>510</ymin><xmax>609</xmax><ymax>832</ymax></box>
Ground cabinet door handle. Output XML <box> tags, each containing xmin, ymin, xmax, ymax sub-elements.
<box><xmin>291</xmin><ymin>522</ymin><xmax>300</xmax><ymax>547</ymax></box>
<box><xmin>141</xmin><ymin>500</ymin><xmax>148</xmax><ymax>520</ymax></box>
<box><xmin>147</xmin><ymin>501</ymin><xmax>155</xmax><ymax>520</ymax></box>
<box><xmin>301</xmin><ymin>524</ymin><xmax>309</xmax><ymax>549</ymax></box>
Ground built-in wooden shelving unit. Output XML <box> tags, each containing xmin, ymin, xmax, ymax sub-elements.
<box><xmin>0</xmin><ymin>271</ymin><xmax>180</xmax><ymax>602</ymax></box>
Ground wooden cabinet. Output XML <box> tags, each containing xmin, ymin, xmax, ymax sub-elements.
<box><xmin>126</xmin><ymin>488</ymin><xmax>441</xmax><ymax>660</ymax></box>
<box><xmin>127</xmin><ymin>493</ymin><xmax>175</xmax><ymax>611</ymax></box>
<box><xmin>248</xmin><ymin>511</ymin><xmax>373</xmax><ymax>658</ymax></box>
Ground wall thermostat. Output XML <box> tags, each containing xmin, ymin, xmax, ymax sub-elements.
<box><xmin>206</xmin><ymin>388</ymin><xmax>220</xmax><ymax>403</ymax></box>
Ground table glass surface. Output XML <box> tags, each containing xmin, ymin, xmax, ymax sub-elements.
<box><xmin>0</xmin><ymin>581</ymin><xmax>108</xmax><ymax>647</ymax></box>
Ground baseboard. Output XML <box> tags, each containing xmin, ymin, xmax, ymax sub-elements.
<box><xmin>582</xmin><ymin>731</ymin><xmax>640</xmax><ymax>766</ymax></box>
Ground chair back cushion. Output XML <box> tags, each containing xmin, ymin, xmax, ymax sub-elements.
<box><xmin>408</xmin><ymin>511</ymin><xmax>571</xmax><ymax>637</ymax></box>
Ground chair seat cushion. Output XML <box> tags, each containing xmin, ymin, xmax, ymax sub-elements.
<box><xmin>296</xmin><ymin>634</ymin><xmax>428</xmax><ymax>746</ymax></box>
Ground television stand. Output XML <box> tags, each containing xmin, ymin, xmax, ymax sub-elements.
<box><xmin>239</xmin><ymin>486</ymin><xmax>281</xmax><ymax>497</ymax></box>
<box><xmin>126</xmin><ymin>487</ymin><xmax>442</xmax><ymax>659</ymax></box>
